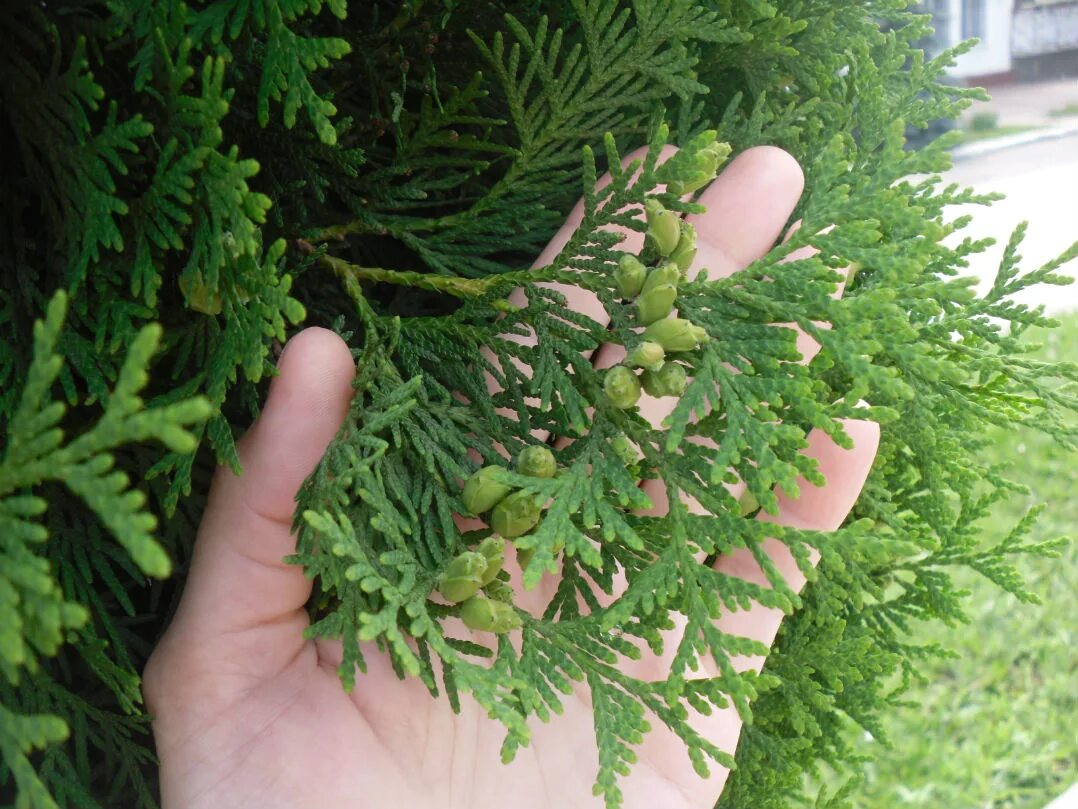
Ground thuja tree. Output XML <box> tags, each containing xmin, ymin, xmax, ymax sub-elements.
<box><xmin>2</xmin><ymin>0</ymin><xmax>1076</xmax><ymax>806</ymax></box>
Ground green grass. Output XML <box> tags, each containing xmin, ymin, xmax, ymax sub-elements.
<box><xmin>1048</xmin><ymin>103</ymin><xmax>1078</xmax><ymax>118</ymax></box>
<box><xmin>815</xmin><ymin>311</ymin><xmax>1078</xmax><ymax>808</ymax></box>
<box><xmin>951</xmin><ymin>125</ymin><xmax>1040</xmax><ymax>147</ymax></box>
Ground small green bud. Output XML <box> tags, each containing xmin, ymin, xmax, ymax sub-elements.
<box><xmin>511</xmin><ymin>536</ymin><xmax>563</xmax><ymax>579</ymax></box>
<box><xmin>476</xmin><ymin>536</ymin><xmax>506</xmax><ymax>586</ymax></box>
<box><xmin>737</xmin><ymin>487</ymin><xmax>760</xmax><ymax>517</ymax></box>
<box><xmin>645</xmin><ymin>199</ymin><xmax>680</xmax><ymax>256</ymax></box>
<box><xmin>641</xmin><ymin>363</ymin><xmax>688</xmax><ymax>398</ymax></box>
<box><xmin>491</xmin><ymin>491</ymin><xmax>542</xmax><ymax>539</ymax></box>
<box><xmin>627</xmin><ymin>341</ymin><xmax>666</xmax><ymax>372</ymax></box>
<box><xmin>604</xmin><ymin>365</ymin><xmax>642</xmax><ymax>409</ymax></box>
<box><xmin>668</xmin><ymin>222</ymin><xmax>697</xmax><ymax>274</ymax></box>
<box><xmin>610</xmin><ymin>434</ymin><xmax>640</xmax><ymax>466</ymax></box>
<box><xmin>461</xmin><ymin>466</ymin><xmax>512</xmax><ymax>515</ymax></box>
<box><xmin>643</xmin><ymin>317</ymin><xmax>709</xmax><ymax>353</ymax></box>
<box><xmin>635</xmin><ymin>283</ymin><xmax>677</xmax><ymax>325</ymax></box>
<box><xmin>483</xmin><ymin>579</ymin><xmax>516</xmax><ymax>603</ymax></box>
<box><xmin>666</xmin><ymin>142</ymin><xmax>727</xmax><ymax>196</ymax></box>
<box><xmin>491</xmin><ymin>298</ymin><xmax>519</xmax><ymax>313</ymax></box>
<box><xmin>515</xmin><ymin>545</ymin><xmax>535</xmax><ymax>571</ymax></box>
<box><xmin>439</xmin><ymin>551</ymin><xmax>487</xmax><ymax>603</ymax></box>
<box><xmin>460</xmin><ymin>595</ymin><xmax>522</xmax><ymax>633</ymax></box>
<box><xmin>703</xmin><ymin>141</ymin><xmax>732</xmax><ymax>164</ymax></box>
<box><xmin>179</xmin><ymin>272</ymin><xmax>223</xmax><ymax>316</ymax></box>
<box><xmin>517</xmin><ymin>445</ymin><xmax>556</xmax><ymax>479</ymax></box>
<box><xmin>614</xmin><ymin>254</ymin><xmax>647</xmax><ymax>299</ymax></box>
<box><xmin>640</xmin><ymin>262</ymin><xmax>682</xmax><ymax>296</ymax></box>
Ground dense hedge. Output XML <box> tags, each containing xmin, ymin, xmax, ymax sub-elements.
<box><xmin>2</xmin><ymin>1</ymin><xmax>1076</xmax><ymax>807</ymax></box>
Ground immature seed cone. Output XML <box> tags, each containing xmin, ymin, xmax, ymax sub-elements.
<box><xmin>604</xmin><ymin>365</ymin><xmax>642</xmax><ymax>409</ymax></box>
<box><xmin>737</xmin><ymin>487</ymin><xmax>760</xmax><ymax>517</ymax></box>
<box><xmin>643</xmin><ymin>317</ymin><xmax>709</xmax><ymax>353</ymax></box>
<box><xmin>439</xmin><ymin>551</ymin><xmax>488</xmax><ymax>603</ymax></box>
<box><xmin>179</xmin><ymin>273</ymin><xmax>223</xmax><ymax>316</ymax></box>
<box><xmin>669</xmin><ymin>222</ymin><xmax>697</xmax><ymax>274</ymax></box>
<box><xmin>610</xmin><ymin>434</ymin><xmax>640</xmax><ymax>466</ymax></box>
<box><xmin>483</xmin><ymin>579</ymin><xmax>516</xmax><ymax>604</ymax></box>
<box><xmin>640</xmin><ymin>262</ymin><xmax>681</xmax><ymax>295</ymax></box>
<box><xmin>614</xmin><ymin>254</ymin><xmax>647</xmax><ymax>299</ymax></box>
<box><xmin>491</xmin><ymin>490</ymin><xmax>542</xmax><ymax>539</ymax></box>
<box><xmin>635</xmin><ymin>283</ymin><xmax>677</xmax><ymax>325</ymax></box>
<box><xmin>641</xmin><ymin>363</ymin><xmax>688</xmax><ymax>398</ymax></box>
<box><xmin>645</xmin><ymin>199</ymin><xmax>680</xmax><ymax>256</ymax></box>
<box><xmin>460</xmin><ymin>595</ymin><xmax>522</xmax><ymax>633</ymax></box>
<box><xmin>461</xmin><ymin>466</ymin><xmax>512</xmax><ymax>515</ymax></box>
<box><xmin>517</xmin><ymin>445</ymin><xmax>556</xmax><ymax>479</ymax></box>
<box><xmin>627</xmin><ymin>341</ymin><xmax>666</xmax><ymax>371</ymax></box>
<box><xmin>515</xmin><ymin>545</ymin><xmax>535</xmax><ymax>571</ymax></box>
<box><xmin>491</xmin><ymin>298</ymin><xmax>519</xmax><ymax>313</ymax></box>
<box><xmin>476</xmin><ymin>535</ymin><xmax>507</xmax><ymax>586</ymax></box>
<box><xmin>666</xmin><ymin>143</ymin><xmax>723</xmax><ymax>196</ymax></box>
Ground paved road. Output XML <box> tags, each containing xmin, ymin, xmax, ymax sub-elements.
<box><xmin>942</xmin><ymin>133</ymin><xmax>1078</xmax><ymax>315</ymax></box>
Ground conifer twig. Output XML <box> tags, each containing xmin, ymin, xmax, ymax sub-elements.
<box><xmin>315</xmin><ymin>249</ymin><xmax>573</xmax><ymax>300</ymax></box>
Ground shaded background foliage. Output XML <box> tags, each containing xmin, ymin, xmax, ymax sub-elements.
<box><xmin>1</xmin><ymin>1</ymin><xmax>1075</xmax><ymax>807</ymax></box>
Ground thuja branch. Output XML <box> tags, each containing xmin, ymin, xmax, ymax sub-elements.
<box><xmin>317</xmin><ymin>250</ymin><xmax>603</xmax><ymax>300</ymax></box>
<box><xmin>320</xmin><ymin>253</ymin><xmax>495</xmax><ymax>297</ymax></box>
<box><xmin>309</xmin><ymin>210</ymin><xmax>475</xmax><ymax>242</ymax></box>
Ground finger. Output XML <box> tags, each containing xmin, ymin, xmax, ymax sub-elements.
<box><xmin>713</xmin><ymin>415</ymin><xmax>881</xmax><ymax>651</ymax></box>
<box><xmin>687</xmin><ymin>145</ymin><xmax>806</xmax><ymax>278</ymax></box>
<box><xmin>609</xmin><ymin>147</ymin><xmax>872</xmax><ymax>787</ymax></box>
<box><xmin>624</xmin><ymin>415</ymin><xmax>880</xmax><ymax>803</ymax></box>
<box><xmin>505</xmin><ymin>144</ymin><xmax>680</xmax><ymax>336</ymax></box>
<box><xmin>468</xmin><ymin>146</ymin><xmax>677</xmax><ymax>612</ymax></box>
<box><xmin>585</xmin><ymin>145</ymin><xmax>806</xmax><ymax>412</ymax></box>
<box><xmin>171</xmin><ymin>328</ymin><xmax>356</xmax><ymax>642</ymax></box>
<box><xmin>479</xmin><ymin>145</ymin><xmax>679</xmax><ymax>446</ymax></box>
<box><xmin>575</xmin><ymin>148</ymin><xmax>808</xmax><ymax>670</ymax></box>
<box><xmin>776</xmin><ymin>220</ymin><xmax>847</xmax><ymax>365</ymax></box>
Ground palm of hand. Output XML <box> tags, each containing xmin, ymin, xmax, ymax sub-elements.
<box><xmin>144</xmin><ymin>147</ymin><xmax>880</xmax><ymax>809</ymax></box>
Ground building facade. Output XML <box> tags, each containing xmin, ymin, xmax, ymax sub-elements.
<box><xmin>922</xmin><ymin>0</ymin><xmax>1078</xmax><ymax>82</ymax></box>
<box><xmin>1012</xmin><ymin>0</ymin><xmax>1078</xmax><ymax>79</ymax></box>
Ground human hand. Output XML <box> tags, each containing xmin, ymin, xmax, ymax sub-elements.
<box><xmin>143</xmin><ymin>146</ymin><xmax>880</xmax><ymax>809</ymax></box>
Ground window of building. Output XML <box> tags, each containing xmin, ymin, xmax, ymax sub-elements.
<box><xmin>962</xmin><ymin>0</ymin><xmax>987</xmax><ymax>40</ymax></box>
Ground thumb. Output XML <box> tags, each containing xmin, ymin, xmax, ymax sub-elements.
<box><xmin>172</xmin><ymin>327</ymin><xmax>355</xmax><ymax>643</ymax></box>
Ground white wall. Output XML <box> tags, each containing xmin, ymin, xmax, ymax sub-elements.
<box><xmin>1013</xmin><ymin>2</ymin><xmax>1078</xmax><ymax>57</ymax></box>
<box><xmin>945</xmin><ymin>0</ymin><xmax>1014</xmax><ymax>78</ymax></box>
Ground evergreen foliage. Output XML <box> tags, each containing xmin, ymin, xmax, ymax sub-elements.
<box><xmin>0</xmin><ymin>1</ymin><xmax>1075</xmax><ymax>807</ymax></box>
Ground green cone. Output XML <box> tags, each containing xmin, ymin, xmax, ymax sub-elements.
<box><xmin>610</xmin><ymin>434</ymin><xmax>639</xmax><ymax>466</ymax></box>
<box><xmin>635</xmin><ymin>283</ymin><xmax>677</xmax><ymax>325</ymax></box>
<box><xmin>482</xmin><ymin>579</ymin><xmax>516</xmax><ymax>604</ymax></box>
<box><xmin>640</xmin><ymin>262</ymin><xmax>681</xmax><ymax>296</ymax></box>
<box><xmin>627</xmin><ymin>341</ymin><xmax>665</xmax><ymax>371</ymax></box>
<box><xmin>669</xmin><ymin>222</ymin><xmax>697</xmax><ymax>274</ymax></box>
<box><xmin>439</xmin><ymin>551</ymin><xmax>487</xmax><ymax>603</ymax></box>
<box><xmin>460</xmin><ymin>595</ymin><xmax>522</xmax><ymax>633</ymax></box>
<box><xmin>515</xmin><ymin>545</ymin><xmax>535</xmax><ymax>572</ymax></box>
<box><xmin>737</xmin><ymin>487</ymin><xmax>760</xmax><ymax>517</ymax></box>
<box><xmin>604</xmin><ymin>365</ymin><xmax>642</xmax><ymax>409</ymax></box>
<box><xmin>641</xmin><ymin>363</ymin><xmax>688</xmax><ymax>398</ymax></box>
<box><xmin>461</xmin><ymin>466</ymin><xmax>512</xmax><ymax>515</ymax></box>
<box><xmin>476</xmin><ymin>536</ymin><xmax>506</xmax><ymax>586</ymax></box>
<box><xmin>614</xmin><ymin>254</ymin><xmax>647</xmax><ymax>299</ymax></box>
<box><xmin>491</xmin><ymin>490</ymin><xmax>542</xmax><ymax>539</ymax></box>
<box><xmin>643</xmin><ymin>317</ymin><xmax>709</xmax><ymax>353</ymax></box>
<box><xmin>666</xmin><ymin>142</ymin><xmax>725</xmax><ymax>196</ymax></box>
<box><xmin>179</xmin><ymin>272</ymin><xmax>223</xmax><ymax>316</ymax></box>
<box><xmin>517</xmin><ymin>445</ymin><xmax>556</xmax><ymax>479</ymax></box>
<box><xmin>645</xmin><ymin>199</ymin><xmax>680</xmax><ymax>256</ymax></box>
